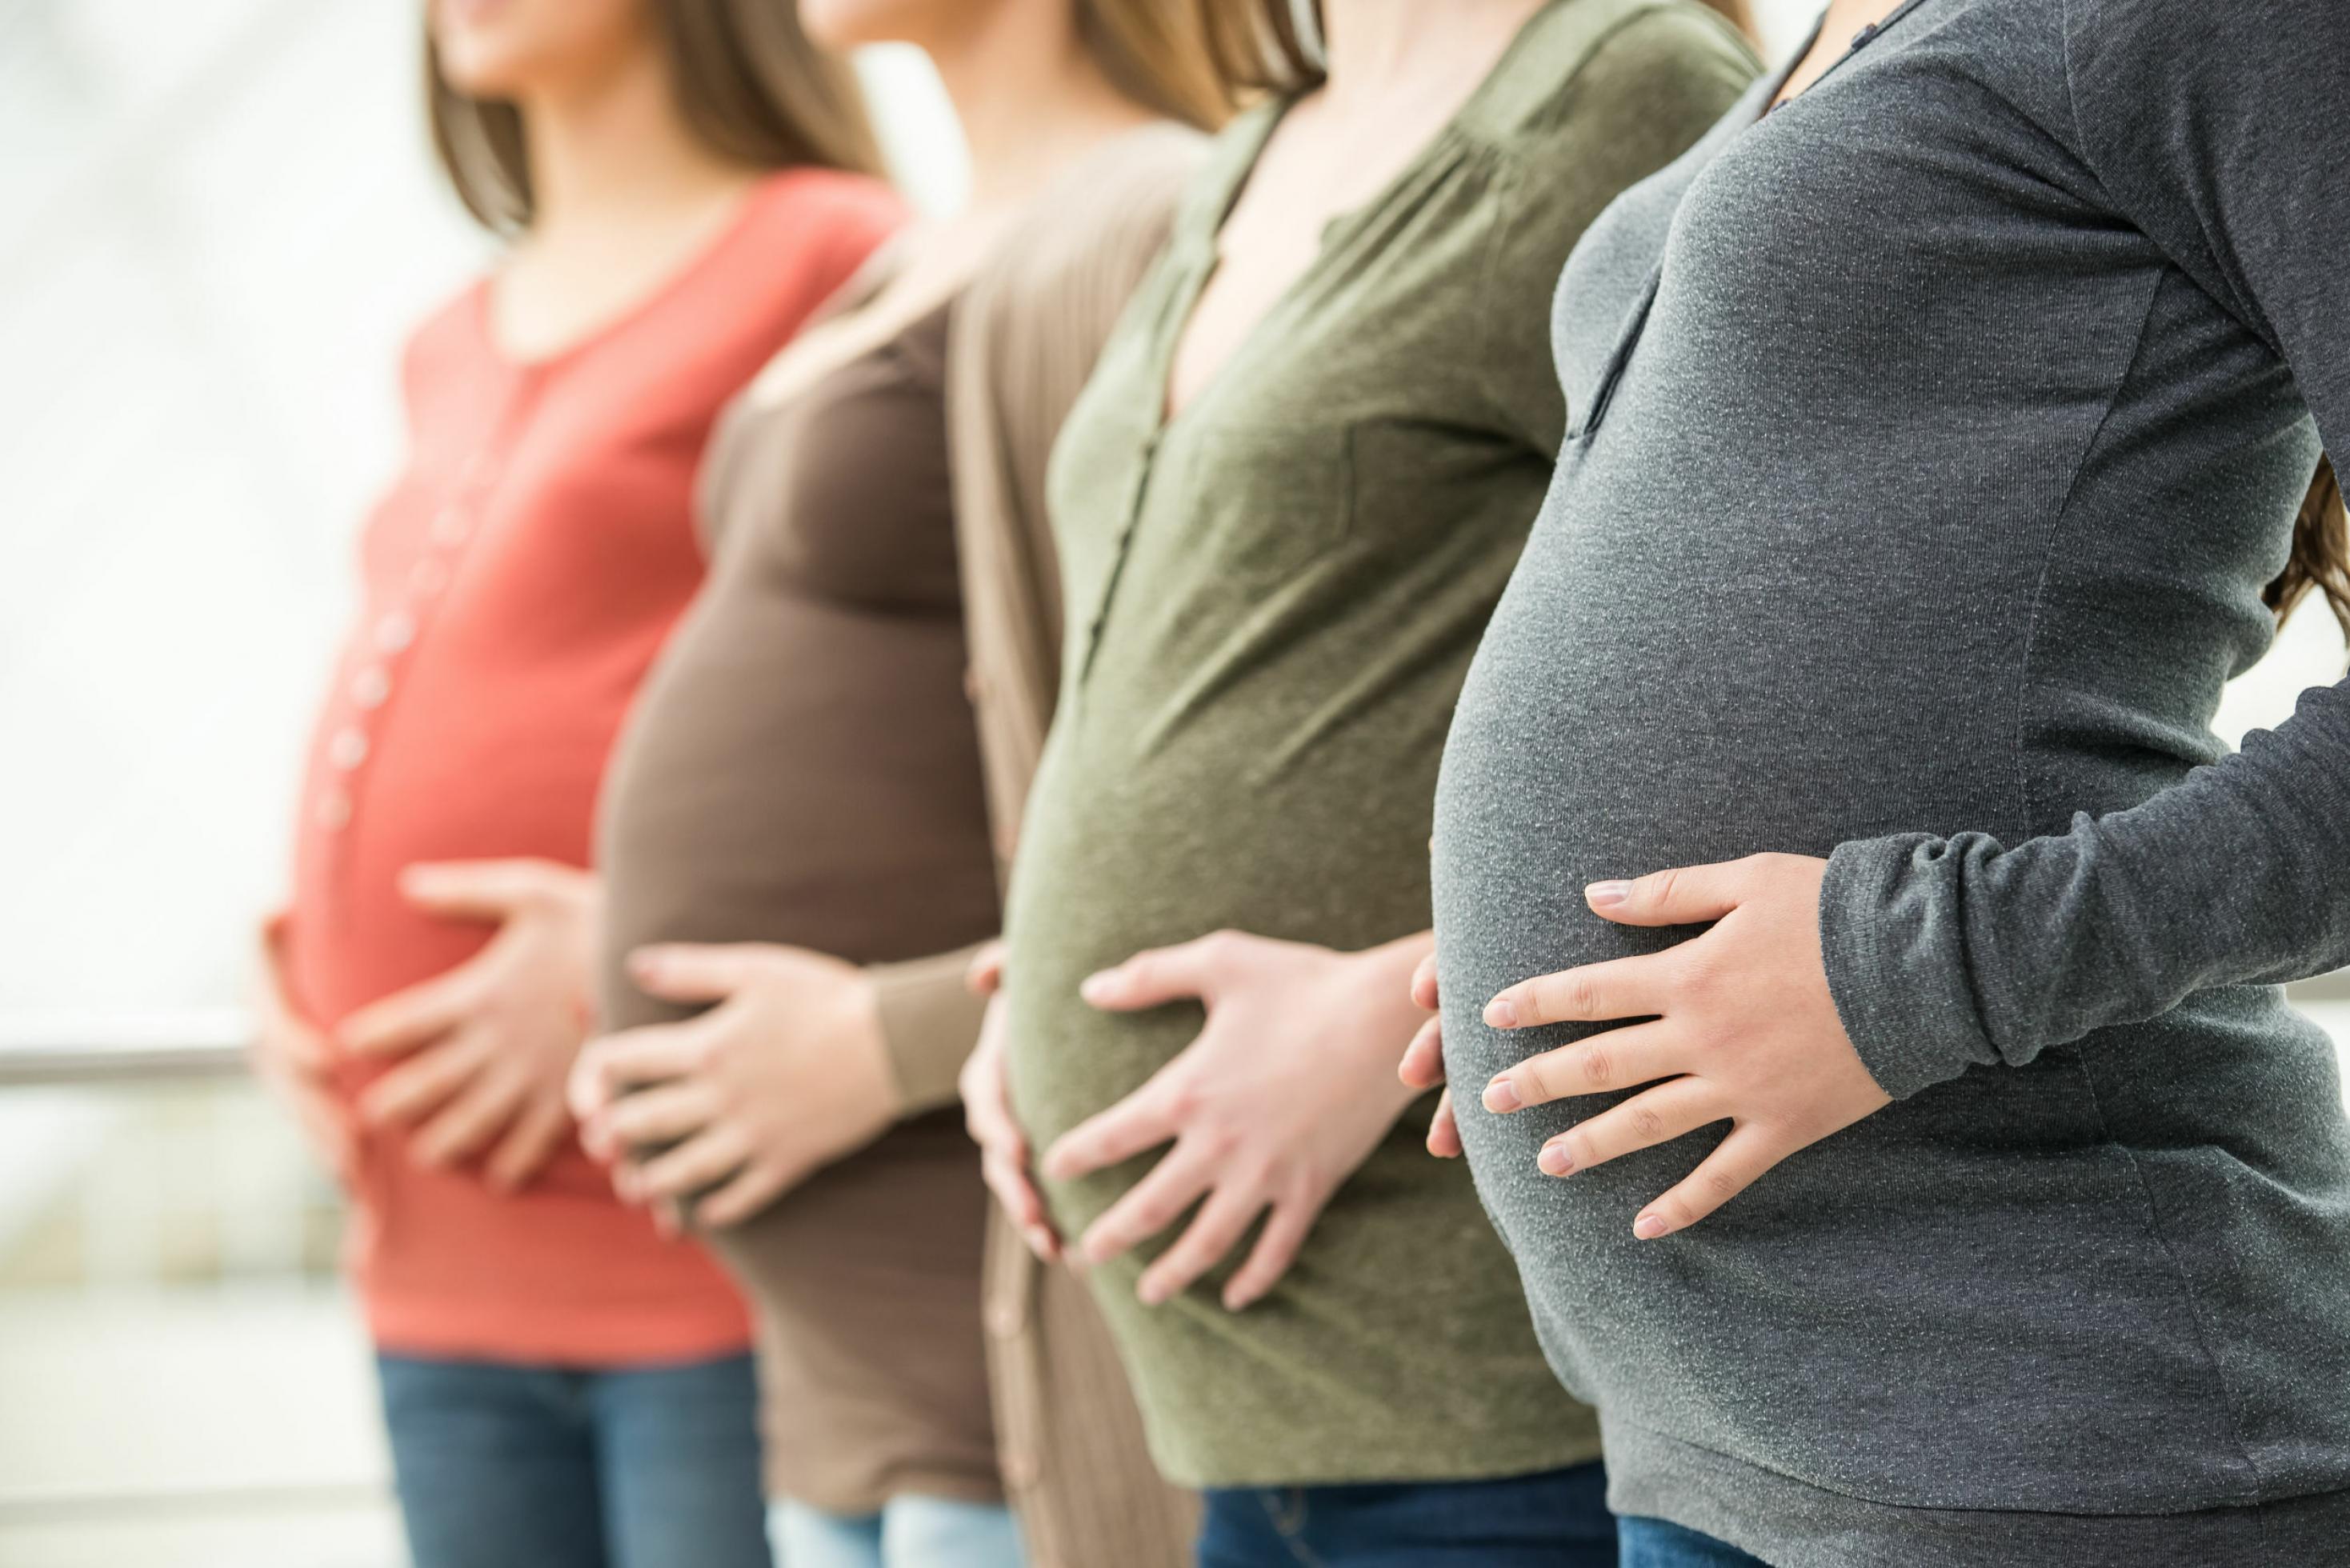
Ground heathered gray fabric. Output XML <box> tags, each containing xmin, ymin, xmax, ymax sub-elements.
<box><xmin>1431</xmin><ymin>1</ymin><xmax>2350</xmax><ymax>1563</ymax></box>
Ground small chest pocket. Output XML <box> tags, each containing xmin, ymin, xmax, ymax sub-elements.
<box><xmin>1180</xmin><ymin>422</ymin><xmax>1352</xmax><ymax>584</ymax></box>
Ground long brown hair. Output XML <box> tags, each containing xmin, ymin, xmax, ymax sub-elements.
<box><xmin>427</xmin><ymin>0</ymin><xmax>883</xmax><ymax>234</ymax></box>
<box><xmin>1203</xmin><ymin>0</ymin><xmax>1760</xmax><ymax>94</ymax></box>
<box><xmin>1079</xmin><ymin>0</ymin><xmax>1235</xmax><ymax>130</ymax></box>
<box><xmin>2265</xmin><ymin>458</ymin><xmax>2350</xmax><ymax>639</ymax></box>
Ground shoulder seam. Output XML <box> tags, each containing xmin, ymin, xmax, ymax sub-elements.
<box><xmin>1469</xmin><ymin>0</ymin><xmax>1757</xmax><ymax>157</ymax></box>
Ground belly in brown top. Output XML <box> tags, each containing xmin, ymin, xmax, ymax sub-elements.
<box><xmin>598</xmin><ymin>297</ymin><xmax>1001</xmax><ymax>1511</ymax></box>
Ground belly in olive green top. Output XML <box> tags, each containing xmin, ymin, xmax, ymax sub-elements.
<box><xmin>998</xmin><ymin>0</ymin><xmax>1760</xmax><ymax>1488</ymax></box>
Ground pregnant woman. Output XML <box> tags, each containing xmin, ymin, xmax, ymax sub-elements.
<box><xmin>986</xmin><ymin>0</ymin><xmax>1755</xmax><ymax>1562</ymax></box>
<box><xmin>252</xmin><ymin>1</ymin><xmax>893</xmax><ymax>1564</ymax></box>
<box><xmin>566</xmin><ymin>2</ymin><xmax>1226</xmax><ymax>1564</ymax></box>
<box><xmin>1427</xmin><ymin>0</ymin><xmax>2350</xmax><ymax>1562</ymax></box>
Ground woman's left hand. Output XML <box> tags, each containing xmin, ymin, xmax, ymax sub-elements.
<box><xmin>567</xmin><ymin>943</ymin><xmax>898</xmax><ymax>1230</ymax></box>
<box><xmin>1479</xmin><ymin>854</ymin><xmax>1890</xmax><ymax>1240</ymax></box>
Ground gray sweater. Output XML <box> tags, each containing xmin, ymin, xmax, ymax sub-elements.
<box><xmin>1431</xmin><ymin>0</ymin><xmax>2350</xmax><ymax>1563</ymax></box>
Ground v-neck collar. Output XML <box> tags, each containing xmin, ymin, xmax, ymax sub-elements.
<box><xmin>1150</xmin><ymin>0</ymin><xmax>1568</xmax><ymax>432</ymax></box>
<box><xmin>1762</xmin><ymin>0</ymin><xmax>1936</xmax><ymax>121</ymax></box>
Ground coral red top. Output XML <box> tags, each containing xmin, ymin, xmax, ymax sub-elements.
<box><xmin>282</xmin><ymin>169</ymin><xmax>902</xmax><ymax>1366</ymax></box>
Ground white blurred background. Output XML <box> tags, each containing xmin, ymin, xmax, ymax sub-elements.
<box><xmin>0</xmin><ymin>2</ymin><xmax>2340</xmax><ymax>1564</ymax></box>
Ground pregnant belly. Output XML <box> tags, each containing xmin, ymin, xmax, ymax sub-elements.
<box><xmin>1424</xmin><ymin>570</ymin><xmax>2310</xmax><ymax>1511</ymax></box>
<box><xmin>598</xmin><ymin>603</ymin><xmax>996</xmax><ymax>1029</ymax></box>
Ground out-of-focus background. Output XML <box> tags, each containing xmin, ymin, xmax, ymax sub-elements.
<box><xmin>0</xmin><ymin>3</ymin><xmax>2341</xmax><ymax>1564</ymax></box>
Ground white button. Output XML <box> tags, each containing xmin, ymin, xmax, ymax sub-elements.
<box><xmin>316</xmin><ymin>790</ymin><xmax>351</xmax><ymax>830</ymax></box>
<box><xmin>410</xmin><ymin>558</ymin><xmax>450</xmax><ymax>596</ymax></box>
<box><xmin>350</xmin><ymin>666</ymin><xmax>390</xmax><ymax>709</ymax></box>
<box><xmin>374</xmin><ymin>611</ymin><xmax>415</xmax><ymax>654</ymax></box>
<box><xmin>328</xmin><ymin>728</ymin><xmax>369</xmax><ymax>770</ymax></box>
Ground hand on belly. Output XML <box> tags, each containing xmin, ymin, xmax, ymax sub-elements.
<box><xmin>339</xmin><ymin>859</ymin><xmax>598</xmax><ymax>1190</ymax></box>
<box><xmin>567</xmin><ymin>942</ymin><xmax>898</xmax><ymax>1229</ymax></box>
<box><xmin>1038</xmin><ymin>930</ymin><xmax>1431</xmax><ymax>1312</ymax></box>
<box><xmin>1423</xmin><ymin>854</ymin><xmax>1892</xmax><ymax>1238</ymax></box>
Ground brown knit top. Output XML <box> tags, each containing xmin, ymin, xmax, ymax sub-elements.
<box><xmin>595</xmin><ymin>290</ymin><xmax>1000</xmax><ymax>1513</ymax></box>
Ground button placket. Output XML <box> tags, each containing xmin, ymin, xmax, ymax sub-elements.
<box><xmin>1075</xmin><ymin>430</ymin><xmax>1163</xmax><ymax>688</ymax></box>
<box><xmin>318</xmin><ymin>409</ymin><xmax>513</xmax><ymax>849</ymax></box>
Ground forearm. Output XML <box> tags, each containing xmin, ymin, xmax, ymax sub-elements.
<box><xmin>867</xmin><ymin>941</ymin><xmax>997</xmax><ymax>1114</ymax></box>
<box><xmin>1822</xmin><ymin>683</ymin><xmax>2350</xmax><ymax>1098</ymax></box>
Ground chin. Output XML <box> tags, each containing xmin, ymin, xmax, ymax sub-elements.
<box><xmin>430</xmin><ymin>0</ymin><xmax>644</xmax><ymax>99</ymax></box>
<box><xmin>797</xmin><ymin>0</ymin><xmax>952</xmax><ymax>52</ymax></box>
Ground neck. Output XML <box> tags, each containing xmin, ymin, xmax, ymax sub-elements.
<box><xmin>517</xmin><ymin>40</ymin><xmax>747</xmax><ymax>238</ymax></box>
<box><xmin>927</xmin><ymin>4</ymin><xmax>1151</xmax><ymax>214</ymax></box>
<box><xmin>1320</xmin><ymin>0</ymin><xmax>1546</xmax><ymax>106</ymax></box>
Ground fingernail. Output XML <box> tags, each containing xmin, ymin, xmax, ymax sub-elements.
<box><xmin>1483</xmin><ymin>996</ymin><xmax>1519</xmax><ymax>1028</ymax></box>
<box><xmin>1539</xmin><ymin>1143</ymin><xmax>1575</xmax><ymax>1176</ymax></box>
<box><xmin>1588</xmin><ymin>881</ymin><xmax>1631</xmax><ymax>908</ymax></box>
<box><xmin>1482</xmin><ymin>1076</ymin><xmax>1522</xmax><ymax>1113</ymax></box>
<box><xmin>1634</xmin><ymin>1213</ymin><xmax>1670</xmax><ymax>1239</ymax></box>
<box><xmin>1079</xmin><ymin>971</ymin><xmax>1117</xmax><ymax>1004</ymax></box>
<box><xmin>1138</xmin><ymin>1278</ymin><xmax>1167</xmax><ymax>1306</ymax></box>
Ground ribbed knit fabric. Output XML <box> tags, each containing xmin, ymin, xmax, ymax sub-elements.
<box><xmin>1433</xmin><ymin>1</ymin><xmax>2350</xmax><ymax>1562</ymax></box>
<box><xmin>947</xmin><ymin>124</ymin><xmax>1213</xmax><ymax>1568</ymax></box>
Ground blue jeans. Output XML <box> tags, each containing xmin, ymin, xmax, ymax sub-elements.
<box><xmin>1197</xmin><ymin>1462</ymin><xmax>1614</xmax><ymax>1566</ymax></box>
<box><xmin>770</xmin><ymin>1495</ymin><xmax>1026</xmax><ymax>1568</ymax></box>
<box><xmin>377</xmin><ymin>1351</ymin><xmax>769</xmax><ymax>1568</ymax></box>
<box><xmin>1617</xmin><ymin>1515</ymin><xmax>1772</xmax><ymax>1566</ymax></box>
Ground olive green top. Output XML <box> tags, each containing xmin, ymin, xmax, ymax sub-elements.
<box><xmin>999</xmin><ymin>0</ymin><xmax>1759</xmax><ymax>1489</ymax></box>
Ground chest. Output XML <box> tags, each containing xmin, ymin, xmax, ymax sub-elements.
<box><xmin>1551</xmin><ymin>2</ymin><xmax>2188</xmax><ymax>444</ymax></box>
<box><xmin>362</xmin><ymin>370</ymin><xmax>708</xmax><ymax>668</ymax></box>
<box><xmin>707</xmin><ymin>328</ymin><xmax>959</xmax><ymax>612</ymax></box>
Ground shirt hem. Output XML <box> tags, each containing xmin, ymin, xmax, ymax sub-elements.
<box><xmin>769</xmin><ymin>1466</ymin><xmax>1007</xmax><ymax>1518</ymax></box>
<box><xmin>1601</xmin><ymin>1413</ymin><xmax>2350</xmax><ymax>1568</ymax></box>
<box><xmin>1149</xmin><ymin>1429</ymin><xmax>1604</xmax><ymax>1492</ymax></box>
<box><xmin>364</xmin><ymin>1291</ymin><xmax>754</xmax><ymax>1370</ymax></box>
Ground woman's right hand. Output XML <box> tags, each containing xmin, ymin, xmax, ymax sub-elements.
<box><xmin>959</xmin><ymin>944</ymin><xmax>1062</xmax><ymax>1262</ymax></box>
<box><xmin>250</xmin><ymin>916</ymin><xmax>354</xmax><ymax>1182</ymax></box>
<box><xmin>1399</xmin><ymin>950</ymin><xmax>1461</xmax><ymax>1158</ymax></box>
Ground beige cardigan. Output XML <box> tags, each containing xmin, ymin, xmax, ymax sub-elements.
<box><xmin>947</xmin><ymin>123</ymin><xmax>1209</xmax><ymax>1568</ymax></box>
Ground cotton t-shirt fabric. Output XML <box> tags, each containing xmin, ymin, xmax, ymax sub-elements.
<box><xmin>1432</xmin><ymin>1</ymin><xmax>2350</xmax><ymax>1562</ymax></box>
<box><xmin>596</xmin><ymin>291</ymin><xmax>1002</xmax><ymax>1514</ymax></box>
<box><xmin>947</xmin><ymin>125</ymin><xmax>1212</xmax><ymax>1568</ymax></box>
<box><xmin>999</xmin><ymin>0</ymin><xmax>1759</xmax><ymax>1489</ymax></box>
<box><xmin>282</xmin><ymin>169</ymin><xmax>899</xmax><ymax>1366</ymax></box>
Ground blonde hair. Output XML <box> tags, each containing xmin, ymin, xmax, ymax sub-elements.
<box><xmin>1079</xmin><ymin>0</ymin><xmax>1235</xmax><ymax>129</ymax></box>
<box><xmin>427</xmin><ymin>0</ymin><xmax>883</xmax><ymax>233</ymax></box>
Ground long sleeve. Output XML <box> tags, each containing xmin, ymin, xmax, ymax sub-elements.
<box><xmin>1820</xmin><ymin>0</ymin><xmax>2350</xmax><ymax>1100</ymax></box>
<box><xmin>867</xmin><ymin>943</ymin><xmax>994</xmax><ymax>1114</ymax></box>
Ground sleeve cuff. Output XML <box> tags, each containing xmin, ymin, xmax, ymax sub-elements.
<box><xmin>1819</xmin><ymin>834</ymin><xmax>2000</xmax><ymax>1100</ymax></box>
<box><xmin>867</xmin><ymin>943</ymin><xmax>994</xmax><ymax>1115</ymax></box>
